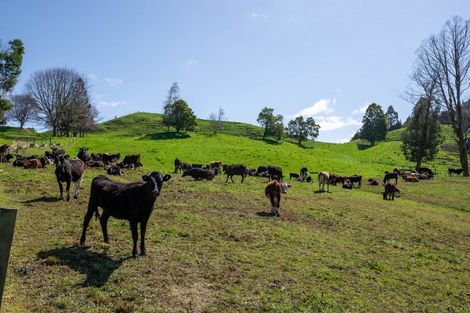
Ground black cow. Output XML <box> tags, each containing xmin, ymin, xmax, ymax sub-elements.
<box><xmin>191</xmin><ymin>163</ymin><xmax>203</xmax><ymax>168</ymax></box>
<box><xmin>182</xmin><ymin>168</ymin><xmax>215</xmax><ymax>181</ymax></box>
<box><xmin>107</xmin><ymin>165</ymin><xmax>124</xmax><ymax>176</ymax></box>
<box><xmin>0</xmin><ymin>153</ymin><xmax>13</xmax><ymax>162</ymax></box>
<box><xmin>290</xmin><ymin>173</ymin><xmax>300</xmax><ymax>180</ymax></box>
<box><xmin>256</xmin><ymin>165</ymin><xmax>268</xmax><ymax>175</ymax></box>
<box><xmin>383</xmin><ymin>172</ymin><xmax>398</xmax><ymax>185</ymax></box>
<box><xmin>300</xmin><ymin>167</ymin><xmax>309</xmax><ymax>178</ymax></box>
<box><xmin>91</xmin><ymin>153</ymin><xmax>103</xmax><ymax>161</ymax></box>
<box><xmin>348</xmin><ymin>175</ymin><xmax>362</xmax><ymax>188</ymax></box>
<box><xmin>13</xmin><ymin>156</ymin><xmax>28</xmax><ymax>167</ymax></box>
<box><xmin>77</xmin><ymin>147</ymin><xmax>90</xmax><ymax>163</ymax></box>
<box><xmin>55</xmin><ymin>154</ymin><xmax>85</xmax><ymax>201</ymax></box>
<box><xmin>119</xmin><ymin>154</ymin><xmax>142</xmax><ymax>170</ymax></box>
<box><xmin>417</xmin><ymin>167</ymin><xmax>433</xmax><ymax>178</ymax></box>
<box><xmin>223</xmin><ymin>164</ymin><xmax>247</xmax><ymax>183</ymax></box>
<box><xmin>80</xmin><ymin>172</ymin><xmax>171</xmax><ymax>257</ymax></box>
<box><xmin>342</xmin><ymin>179</ymin><xmax>353</xmax><ymax>189</ymax></box>
<box><xmin>174</xmin><ymin>158</ymin><xmax>191</xmax><ymax>173</ymax></box>
<box><xmin>448</xmin><ymin>168</ymin><xmax>463</xmax><ymax>176</ymax></box>
<box><xmin>87</xmin><ymin>160</ymin><xmax>105</xmax><ymax>168</ymax></box>
<box><xmin>267</xmin><ymin>165</ymin><xmax>283</xmax><ymax>181</ymax></box>
<box><xmin>102</xmin><ymin>153</ymin><xmax>120</xmax><ymax>165</ymax></box>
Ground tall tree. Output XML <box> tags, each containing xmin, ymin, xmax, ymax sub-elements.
<box><xmin>412</xmin><ymin>16</ymin><xmax>470</xmax><ymax>176</ymax></box>
<box><xmin>257</xmin><ymin>107</ymin><xmax>283</xmax><ymax>139</ymax></box>
<box><xmin>7</xmin><ymin>94</ymin><xmax>36</xmax><ymax>130</ymax></box>
<box><xmin>209</xmin><ymin>106</ymin><xmax>225</xmax><ymax>135</ymax></box>
<box><xmin>286</xmin><ymin>116</ymin><xmax>320</xmax><ymax>145</ymax></box>
<box><xmin>385</xmin><ymin>105</ymin><xmax>402</xmax><ymax>130</ymax></box>
<box><xmin>401</xmin><ymin>97</ymin><xmax>442</xmax><ymax>169</ymax></box>
<box><xmin>167</xmin><ymin>99</ymin><xmax>197</xmax><ymax>133</ymax></box>
<box><xmin>359</xmin><ymin>103</ymin><xmax>387</xmax><ymax>145</ymax></box>
<box><xmin>0</xmin><ymin>39</ymin><xmax>24</xmax><ymax>124</ymax></box>
<box><xmin>162</xmin><ymin>82</ymin><xmax>179</xmax><ymax>132</ymax></box>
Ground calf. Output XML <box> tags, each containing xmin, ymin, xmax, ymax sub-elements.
<box><xmin>290</xmin><ymin>173</ymin><xmax>300</xmax><ymax>180</ymax></box>
<box><xmin>182</xmin><ymin>168</ymin><xmax>215</xmax><ymax>181</ymax></box>
<box><xmin>87</xmin><ymin>160</ymin><xmax>105</xmax><ymax>168</ymax></box>
<box><xmin>268</xmin><ymin>165</ymin><xmax>283</xmax><ymax>181</ymax></box>
<box><xmin>256</xmin><ymin>165</ymin><xmax>268</xmax><ymax>175</ymax></box>
<box><xmin>120</xmin><ymin>154</ymin><xmax>142</xmax><ymax>170</ymax></box>
<box><xmin>448</xmin><ymin>168</ymin><xmax>463</xmax><ymax>176</ymax></box>
<box><xmin>0</xmin><ymin>153</ymin><xmax>14</xmax><ymax>162</ymax></box>
<box><xmin>417</xmin><ymin>167</ymin><xmax>433</xmax><ymax>178</ymax></box>
<box><xmin>368</xmin><ymin>178</ymin><xmax>379</xmax><ymax>186</ymax></box>
<box><xmin>174</xmin><ymin>158</ymin><xmax>191</xmax><ymax>173</ymax></box>
<box><xmin>13</xmin><ymin>156</ymin><xmax>28</xmax><ymax>167</ymax></box>
<box><xmin>223</xmin><ymin>164</ymin><xmax>247</xmax><ymax>183</ymax></box>
<box><xmin>348</xmin><ymin>175</ymin><xmax>362</xmax><ymax>188</ymax></box>
<box><xmin>80</xmin><ymin>172</ymin><xmax>171</xmax><ymax>257</ymax></box>
<box><xmin>24</xmin><ymin>158</ymin><xmax>42</xmax><ymax>169</ymax></box>
<box><xmin>91</xmin><ymin>153</ymin><xmax>103</xmax><ymax>161</ymax></box>
<box><xmin>342</xmin><ymin>179</ymin><xmax>353</xmax><ymax>189</ymax></box>
<box><xmin>265</xmin><ymin>180</ymin><xmax>289</xmax><ymax>217</ymax></box>
<box><xmin>55</xmin><ymin>154</ymin><xmax>85</xmax><ymax>201</ymax></box>
<box><xmin>383</xmin><ymin>182</ymin><xmax>400</xmax><ymax>200</ymax></box>
<box><xmin>107</xmin><ymin>165</ymin><xmax>124</xmax><ymax>176</ymax></box>
<box><xmin>300</xmin><ymin>167</ymin><xmax>309</xmax><ymax>179</ymax></box>
<box><xmin>77</xmin><ymin>147</ymin><xmax>90</xmax><ymax>163</ymax></box>
<box><xmin>318</xmin><ymin>172</ymin><xmax>332</xmax><ymax>192</ymax></box>
<box><xmin>102</xmin><ymin>153</ymin><xmax>120</xmax><ymax>165</ymax></box>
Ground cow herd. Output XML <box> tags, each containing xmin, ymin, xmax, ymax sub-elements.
<box><xmin>0</xmin><ymin>143</ymin><xmax>466</xmax><ymax>257</ymax></box>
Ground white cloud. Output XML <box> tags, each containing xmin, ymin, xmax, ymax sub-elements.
<box><xmin>97</xmin><ymin>100</ymin><xmax>124</xmax><ymax>108</ymax></box>
<box><xmin>290</xmin><ymin>98</ymin><xmax>336</xmax><ymax>118</ymax></box>
<box><xmin>103</xmin><ymin>77</ymin><xmax>123</xmax><ymax>87</ymax></box>
<box><xmin>315</xmin><ymin>116</ymin><xmax>361</xmax><ymax>131</ymax></box>
<box><xmin>184</xmin><ymin>60</ymin><xmax>198</xmax><ymax>67</ymax></box>
<box><xmin>352</xmin><ymin>102</ymin><xmax>370</xmax><ymax>115</ymax></box>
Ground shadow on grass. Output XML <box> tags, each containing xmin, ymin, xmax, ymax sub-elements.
<box><xmin>142</xmin><ymin>132</ymin><xmax>190</xmax><ymax>140</ymax></box>
<box><xmin>314</xmin><ymin>190</ymin><xmax>331</xmax><ymax>194</ymax></box>
<box><xmin>251</xmin><ymin>138</ymin><xmax>282</xmax><ymax>146</ymax></box>
<box><xmin>37</xmin><ymin>245</ymin><xmax>131</xmax><ymax>287</ymax></box>
<box><xmin>256</xmin><ymin>211</ymin><xmax>275</xmax><ymax>217</ymax></box>
<box><xmin>356</xmin><ymin>143</ymin><xmax>373</xmax><ymax>150</ymax></box>
<box><xmin>23</xmin><ymin>196</ymin><xmax>62</xmax><ymax>203</ymax></box>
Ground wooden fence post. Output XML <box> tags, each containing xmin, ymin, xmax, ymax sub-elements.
<box><xmin>0</xmin><ymin>208</ymin><xmax>17</xmax><ymax>309</ymax></box>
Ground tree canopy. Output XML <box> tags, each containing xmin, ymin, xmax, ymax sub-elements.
<box><xmin>385</xmin><ymin>105</ymin><xmax>402</xmax><ymax>131</ymax></box>
<box><xmin>286</xmin><ymin>116</ymin><xmax>320</xmax><ymax>145</ymax></box>
<box><xmin>165</xmin><ymin>99</ymin><xmax>197</xmax><ymax>133</ymax></box>
<box><xmin>359</xmin><ymin>103</ymin><xmax>387</xmax><ymax>145</ymax></box>
<box><xmin>257</xmin><ymin>107</ymin><xmax>284</xmax><ymax>140</ymax></box>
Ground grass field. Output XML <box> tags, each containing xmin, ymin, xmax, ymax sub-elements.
<box><xmin>1</xmin><ymin>113</ymin><xmax>469</xmax><ymax>312</ymax></box>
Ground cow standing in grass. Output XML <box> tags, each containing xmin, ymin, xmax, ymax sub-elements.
<box><xmin>223</xmin><ymin>164</ymin><xmax>247</xmax><ymax>183</ymax></box>
<box><xmin>80</xmin><ymin>172</ymin><xmax>171</xmax><ymax>257</ymax></box>
<box><xmin>318</xmin><ymin>172</ymin><xmax>333</xmax><ymax>192</ymax></box>
<box><xmin>55</xmin><ymin>154</ymin><xmax>85</xmax><ymax>201</ymax></box>
<box><xmin>265</xmin><ymin>180</ymin><xmax>289</xmax><ymax>216</ymax></box>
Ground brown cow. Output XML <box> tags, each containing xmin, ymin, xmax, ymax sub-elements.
<box><xmin>265</xmin><ymin>180</ymin><xmax>289</xmax><ymax>216</ymax></box>
<box><xmin>24</xmin><ymin>158</ymin><xmax>42</xmax><ymax>169</ymax></box>
<box><xmin>383</xmin><ymin>182</ymin><xmax>400</xmax><ymax>200</ymax></box>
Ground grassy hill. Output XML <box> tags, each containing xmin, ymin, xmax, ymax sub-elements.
<box><xmin>0</xmin><ymin>113</ymin><xmax>469</xmax><ymax>312</ymax></box>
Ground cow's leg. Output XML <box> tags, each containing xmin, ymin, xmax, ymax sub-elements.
<box><xmin>225</xmin><ymin>174</ymin><xmax>229</xmax><ymax>183</ymax></box>
<box><xmin>57</xmin><ymin>179</ymin><xmax>64</xmax><ymax>199</ymax></box>
<box><xmin>100</xmin><ymin>211</ymin><xmax>110</xmax><ymax>243</ymax></box>
<box><xmin>230</xmin><ymin>175</ymin><xmax>234</xmax><ymax>183</ymax></box>
<box><xmin>140</xmin><ymin>219</ymin><xmax>148</xmax><ymax>256</ymax></box>
<box><xmin>65</xmin><ymin>179</ymin><xmax>71</xmax><ymax>201</ymax></box>
<box><xmin>130</xmin><ymin>221</ymin><xmax>139</xmax><ymax>258</ymax></box>
<box><xmin>80</xmin><ymin>203</ymin><xmax>96</xmax><ymax>245</ymax></box>
<box><xmin>241</xmin><ymin>174</ymin><xmax>245</xmax><ymax>183</ymax></box>
<box><xmin>74</xmin><ymin>175</ymin><xmax>83</xmax><ymax>199</ymax></box>
<box><xmin>326</xmin><ymin>183</ymin><xmax>329</xmax><ymax>192</ymax></box>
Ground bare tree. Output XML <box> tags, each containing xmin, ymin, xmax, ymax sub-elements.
<box><xmin>162</xmin><ymin>82</ymin><xmax>179</xmax><ymax>132</ymax></box>
<box><xmin>26</xmin><ymin>68</ymin><xmax>96</xmax><ymax>137</ymax></box>
<box><xmin>209</xmin><ymin>106</ymin><xmax>225</xmax><ymax>134</ymax></box>
<box><xmin>412</xmin><ymin>16</ymin><xmax>470</xmax><ymax>176</ymax></box>
<box><xmin>7</xmin><ymin>93</ymin><xmax>36</xmax><ymax>129</ymax></box>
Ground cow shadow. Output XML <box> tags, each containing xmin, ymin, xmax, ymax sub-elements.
<box><xmin>23</xmin><ymin>196</ymin><xmax>61</xmax><ymax>203</ymax></box>
<box><xmin>314</xmin><ymin>190</ymin><xmax>331</xmax><ymax>194</ymax></box>
<box><xmin>256</xmin><ymin>211</ymin><xmax>275</xmax><ymax>218</ymax></box>
<box><xmin>37</xmin><ymin>245</ymin><xmax>130</xmax><ymax>287</ymax></box>
<box><xmin>142</xmin><ymin>132</ymin><xmax>190</xmax><ymax>140</ymax></box>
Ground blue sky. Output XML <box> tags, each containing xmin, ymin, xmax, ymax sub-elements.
<box><xmin>1</xmin><ymin>0</ymin><xmax>469</xmax><ymax>142</ymax></box>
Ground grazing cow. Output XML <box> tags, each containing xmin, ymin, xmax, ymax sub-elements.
<box><xmin>348</xmin><ymin>175</ymin><xmax>362</xmax><ymax>188</ymax></box>
<box><xmin>383</xmin><ymin>182</ymin><xmax>400</xmax><ymax>200</ymax></box>
<box><xmin>87</xmin><ymin>160</ymin><xmax>105</xmax><ymax>168</ymax></box>
<box><xmin>209</xmin><ymin>161</ymin><xmax>222</xmax><ymax>169</ymax></box>
<box><xmin>223</xmin><ymin>164</ymin><xmax>247</xmax><ymax>183</ymax></box>
<box><xmin>417</xmin><ymin>167</ymin><xmax>433</xmax><ymax>178</ymax></box>
<box><xmin>102</xmin><ymin>153</ymin><xmax>120</xmax><ymax>165</ymax></box>
<box><xmin>77</xmin><ymin>147</ymin><xmax>90</xmax><ymax>163</ymax></box>
<box><xmin>318</xmin><ymin>172</ymin><xmax>332</xmax><ymax>192</ymax></box>
<box><xmin>290</xmin><ymin>173</ymin><xmax>300</xmax><ymax>180</ymax></box>
<box><xmin>342</xmin><ymin>179</ymin><xmax>353</xmax><ymax>189</ymax></box>
<box><xmin>107</xmin><ymin>165</ymin><xmax>124</xmax><ymax>176</ymax></box>
<box><xmin>174</xmin><ymin>158</ymin><xmax>191</xmax><ymax>173</ymax></box>
<box><xmin>383</xmin><ymin>172</ymin><xmax>399</xmax><ymax>185</ymax></box>
<box><xmin>80</xmin><ymin>172</ymin><xmax>171</xmax><ymax>257</ymax></box>
<box><xmin>182</xmin><ymin>168</ymin><xmax>215</xmax><ymax>181</ymax></box>
<box><xmin>120</xmin><ymin>154</ymin><xmax>142</xmax><ymax>170</ymax></box>
<box><xmin>368</xmin><ymin>178</ymin><xmax>379</xmax><ymax>186</ymax></box>
<box><xmin>256</xmin><ymin>165</ymin><xmax>268</xmax><ymax>175</ymax></box>
<box><xmin>448</xmin><ymin>168</ymin><xmax>463</xmax><ymax>176</ymax></box>
<box><xmin>268</xmin><ymin>165</ymin><xmax>283</xmax><ymax>181</ymax></box>
<box><xmin>24</xmin><ymin>158</ymin><xmax>42</xmax><ymax>169</ymax></box>
<box><xmin>55</xmin><ymin>154</ymin><xmax>85</xmax><ymax>201</ymax></box>
<box><xmin>265</xmin><ymin>180</ymin><xmax>289</xmax><ymax>216</ymax></box>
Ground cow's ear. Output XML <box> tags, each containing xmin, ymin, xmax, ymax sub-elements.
<box><xmin>142</xmin><ymin>175</ymin><xmax>149</xmax><ymax>181</ymax></box>
<box><xmin>163</xmin><ymin>174</ymin><xmax>172</xmax><ymax>181</ymax></box>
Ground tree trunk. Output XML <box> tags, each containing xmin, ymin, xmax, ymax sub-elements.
<box><xmin>52</xmin><ymin>127</ymin><xmax>57</xmax><ymax>137</ymax></box>
<box><xmin>415</xmin><ymin>158</ymin><xmax>422</xmax><ymax>171</ymax></box>
<box><xmin>456</xmin><ymin>129</ymin><xmax>469</xmax><ymax>176</ymax></box>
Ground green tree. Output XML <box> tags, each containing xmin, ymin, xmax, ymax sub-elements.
<box><xmin>359</xmin><ymin>103</ymin><xmax>387</xmax><ymax>145</ymax></box>
<box><xmin>168</xmin><ymin>99</ymin><xmax>197</xmax><ymax>133</ymax></box>
<box><xmin>0</xmin><ymin>39</ymin><xmax>24</xmax><ymax>124</ymax></box>
<box><xmin>401</xmin><ymin>97</ymin><xmax>442</xmax><ymax>169</ymax></box>
<box><xmin>162</xmin><ymin>82</ymin><xmax>179</xmax><ymax>132</ymax></box>
<box><xmin>286</xmin><ymin>116</ymin><xmax>320</xmax><ymax>145</ymax></box>
<box><xmin>385</xmin><ymin>105</ymin><xmax>402</xmax><ymax>131</ymax></box>
<box><xmin>257</xmin><ymin>107</ymin><xmax>283</xmax><ymax>139</ymax></box>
